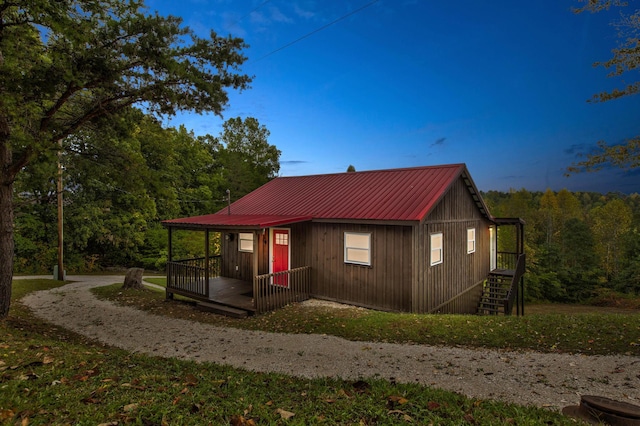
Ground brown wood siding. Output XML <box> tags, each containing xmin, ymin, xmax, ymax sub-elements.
<box><xmin>307</xmin><ymin>222</ymin><xmax>413</xmax><ymax>311</ymax></box>
<box><xmin>289</xmin><ymin>222</ymin><xmax>311</xmax><ymax>269</ymax></box>
<box><xmin>220</xmin><ymin>224</ymin><xmax>310</xmax><ymax>281</ymax></box>
<box><xmin>221</xmin><ymin>231</ymin><xmax>269</xmax><ymax>280</ymax></box>
<box><xmin>413</xmin><ymin>177</ymin><xmax>492</xmax><ymax>313</ymax></box>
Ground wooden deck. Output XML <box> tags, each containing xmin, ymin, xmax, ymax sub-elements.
<box><xmin>167</xmin><ymin>260</ymin><xmax>311</xmax><ymax>315</ymax></box>
<box><xmin>491</xmin><ymin>268</ymin><xmax>515</xmax><ymax>277</ymax></box>
<box><xmin>208</xmin><ymin>276</ymin><xmax>255</xmax><ymax>312</ymax></box>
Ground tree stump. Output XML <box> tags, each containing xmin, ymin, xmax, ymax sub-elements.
<box><xmin>122</xmin><ymin>267</ymin><xmax>144</xmax><ymax>290</ymax></box>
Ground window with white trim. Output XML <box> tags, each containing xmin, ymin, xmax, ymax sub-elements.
<box><xmin>344</xmin><ymin>232</ymin><xmax>371</xmax><ymax>266</ymax></box>
<box><xmin>467</xmin><ymin>228</ymin><xmax>476</xmax><ymax>254</ymax></box>
<box><xmin>430</xmin><ymin>232</ymin><xmax>443</xmax><ymax>266</ymax></box>
<box><xmin>238</xmin><ymin>232</ymin><xmax>254</xmax><ymax>252</ymax></box>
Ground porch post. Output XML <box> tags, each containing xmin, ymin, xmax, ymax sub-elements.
<box><xmin>166</xmin><ymin>227</ymin><xmax>173</xmax><ymax>300</ymax></box>
<box><xmin>252</xmin><ymin>229</ymin><xmax>260</xmax><ymax>312</ymax></box>
<box><xmin>205</xmin><ymin>229</ymin><xmax>210</xmax><ymax>298</ymax></box>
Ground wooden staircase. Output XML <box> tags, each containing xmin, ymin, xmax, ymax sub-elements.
<box><xmin>478</xmin><ymin>252</ymin><xmax>526</xmax><ymax>316</ymax></box>
<box><xmin>477</xmin><ymin>271</ymin><xmax>513</xmax><ymax>315</ymax></box>
<box><xmin>196</xmin><ymin>301</ymin><xmax>250</xmax><ymax>318</ymax></box>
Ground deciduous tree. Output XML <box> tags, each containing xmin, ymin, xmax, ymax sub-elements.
<box><xmin>62</xmin><ymin>112</ymin><xmax>156</xmax><ymax>268</ymax></box>
<box><xmin>0</xmin><ymin>0</ymin><xmax>251</xmax><ymax>317</ymax></box>
<box><xmin>539</xmin><ymin>189</ymin><xmax>560</xmax><ymax>246</ymax></box>
<box><xmin>216</xmin><ymin>117</ymin><xmax>280</xmax><ymax>200</ymax></box>
<box><xmin>590</xmin><ymin>198</ymin><xmax>632</xmax><ymax>280</ymax></box>
<box><xmin>568</xmin><ymin>0</ymin><xmax>640</xmax><ymax>172</ymax></box>
<box><xmin>559</xmin><ymin>218</ymin><xmax>600</xmax><ymax>301</ymax></box>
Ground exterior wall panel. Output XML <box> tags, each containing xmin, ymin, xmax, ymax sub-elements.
<box><xmin>414</xmin><ymin>177</ymin><xmax>492</xmax><ymax>313</ymax></box>
<box><xmin>308</xmin><ymin>222</ymin><xmax>413</xmax><ymax>312</ymax></box>
<box><xmin>221</xmin><ymin>231</ymin><xmax>269</xmax><ymax>279</ymax></box>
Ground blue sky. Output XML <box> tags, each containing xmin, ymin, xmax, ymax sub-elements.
<box><xmin>146</xmin><ymin>0</ymin><xmax>640</xmax><ymax>193</ymax></box>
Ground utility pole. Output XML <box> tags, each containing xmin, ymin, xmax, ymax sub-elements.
<box><xmin>57</xmin><ymin>138</ymin><xmax>64</xmax><ymax>281</ymax></box>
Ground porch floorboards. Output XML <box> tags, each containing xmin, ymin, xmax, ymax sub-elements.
<box><xmin>208</xmin><ymin>276</ymin><xmax>255</xmax><ymax>312</ymax></box>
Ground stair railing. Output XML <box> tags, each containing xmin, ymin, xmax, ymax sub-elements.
<box><xmin>502</xmin><ymin>253</ymin><xmax>526</xmax><ymax>315</ymax></box>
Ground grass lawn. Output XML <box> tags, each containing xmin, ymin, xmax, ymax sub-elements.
<box><xmin>91</xmin><ymin>279</ymin><xmax>640</xmax><ymax>357</ymax></box>
<box><xmin>0</xmin><ymin>279</ymin><xmax>631</xmax><ymax>425</ymax></box>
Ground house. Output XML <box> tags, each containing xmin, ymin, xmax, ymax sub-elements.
<box><xmin>162</xmin><ymin>164</ymin><xmax>525</xmax><ymax>317</ymax></box>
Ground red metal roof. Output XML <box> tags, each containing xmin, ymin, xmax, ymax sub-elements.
<box><xmin>218</xmin><ymin>164</ymin><xmax>474</xmax><ymax>222</ymax></box>
<box><xmin>162</xmin><ymin>214</ymin><xmax>313</xmax><ymax>229</ymax></box>
<box><xmin>162</xmin><ymin>164</ymin><xmax>490</xmax><ymax>229</ymax></box>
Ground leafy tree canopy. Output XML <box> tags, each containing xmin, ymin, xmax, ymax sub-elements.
<box><xmin>0</xmin><ymin>0</ymin><xmax>252</xmax><ymax>317</ymax></box>
<box><xmin>215</xmin><ymin>117</ymin><xmax>280</xmax><ymax>199</ymax></box>
<box><xmin>483</xmin><ymin>188</ymin><xmax>640</xmax><ymax>301</ymax></box>
<box><xmin>568</xmin><ymin>0</ymin><xmax>640</xmax><ymax>172</ymax></box>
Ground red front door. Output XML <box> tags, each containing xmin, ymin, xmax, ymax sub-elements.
<box><xmin>272</xmin><ymin>229</ymin><xmax>290</xmax><ymax>287</ymax></box>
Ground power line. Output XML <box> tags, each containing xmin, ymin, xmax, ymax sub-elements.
<box><xmin>228</xmin><ymin>0</ymin><xmax>273</xmax><ymax>29</ymax></box>
<box><xmin>253</xmin><ymin>0</ymin><xmax>380</xmax><ymax>63</ymax></box>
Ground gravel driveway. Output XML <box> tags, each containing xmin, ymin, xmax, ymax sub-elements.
<box><xmin>20</xmin><ymin>275</ymin><xmax>640</xmax><ymax>410</ymax></box>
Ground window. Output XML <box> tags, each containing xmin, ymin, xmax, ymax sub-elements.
<box><xmin>430</xmin><ymin>232</ymin><xmax>443</xmax><ymax>266</ymax></box>
<box><xmin>467</xmin><ymin>228</ymin><xmax>476</xmax><ymax>254</ymax></box>
<box><xmin>238</xmin><ymin>232</ymin><xmax>254</xmax><ymax>252</ymax></box>
<box><xmin>344</xmin><ymin>232</ymin><xmax>371</xmax><ymax>266</ymax></box>
<box><xmin>275</xmin><ymin>232</ymin><xmax>288</xmax><ymax>246</ymax></box>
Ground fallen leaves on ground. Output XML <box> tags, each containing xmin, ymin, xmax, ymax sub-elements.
<box><xmin>183</xmin><ymin>373</ymin><xmax>198</xmax><ymax>386</ymax></box>
<box><xmin>352</xmin><ymin>380</ymin><xmax>370</xmax><ymax>394</ymax></box>
<box><xmin>230</xmin><ymin>414</ymin><xmax>257</xmax><ymax>425</ymax></box>
<box><xmin>0</xmin><ymin>409</ymin><xmax>15</xmax><ymax>421</ymax></box>
<box><xmin>388</xmin><ymin>409</ymin><xmax>413</xmax><ymax>422</ymax></box>
<box><xmin>123</xmin><ymin>403</ymin><xmax>138</xmax><ymax>412</ymax></box>
<box><xmin>275</xmin><ymin>408</ymin><xmax>295</xmax><ymax>419</ymax></box>
<box><xmin>387</xmin><ymin>395</ymin><xmax>409</xmax><ymax>405</ymax></box>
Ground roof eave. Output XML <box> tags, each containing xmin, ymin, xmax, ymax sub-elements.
<box><xmin>161</xmin><ymin>215</ymin><xmax>313</xmax><ymax>231</ymax></box>
<box><xmin>460</xmin><ymin>168</ymin><xmax>492</xmax><ymax>220</ymax></box>
<box><xmin>311</xmin><ymin>217</ymin><xmax>420</xmax><ymax>226</ymax></box>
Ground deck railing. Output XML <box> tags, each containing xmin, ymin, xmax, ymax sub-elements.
<box><xmin>428</xmin><ymin>279</ymin><xmax>486</xmax><ymax>314</ymax></box>
<box><xmin>503</xmin><ymin>253</ymin><xmax>526</xmax><ymax>315</ymax></box>
<box><xmin>166</xmin><ymin>256</ymin><xmax>221</xmax><ymax>299</ymax></box>
<box><xmin>497</xmin><ymin>251</ymin><xmax>519</xmax><ymax>270</ymax></box>
<box><xmin>254</xmin><ymin>266</ymin><xmax>311</xmax><ymax>314</ymax></box>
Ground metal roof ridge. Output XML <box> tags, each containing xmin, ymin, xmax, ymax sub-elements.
<box><xmin>412</xmin><ymin>164</ymin><xmax>466</xmax><ymax>221</ymax></box>
<box><xmin>274</xmin><ymin>163</ymin><xmax>467</xmax><ymax>179</ymax></box>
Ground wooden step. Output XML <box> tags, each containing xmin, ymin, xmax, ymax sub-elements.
<box><xmin>477</xmin><ymin>295</ymin><xmax>506</xmax><ymax>314</ymax></box>
<box><xmin>484</xmin><ymin>286</ymin><xmax>509</xmax><ymax>293</ymax></box>
<box><xmin>483</xmin><ymin>295</ymin><xmax>507</xmax><ymax>300</ymax></box>
<box><xmin>480</xmin><ymin>302</ymin><xmax>505</xmax><ymax>309</ymax></box>
<box><xmin>477</xmin><ymin>273</ymin><xmax>514</xmax><ymax>315</ymax></box>
<box><xmin>196</xmin><ymin>301</ymin><xmax>249</xmax><ymax>318</ymax></box>
<box><xmin>486</xmin><ymin>286</ymin><xmax>507</xmax><ymax>291</ymax></box>
<box><xmin>486</xmin><ymin>285</ymin><xmax>509</xmax><ymax>291</ymax></box>
<box><xmin>477</xmin><ymin>306</ymin><xmax>501</xmax><ymax>315</ymax></box>
<box><xmin>481</xmin><ymin>293</ymin><xmax>508</xmax><ymax>300</ymax></box>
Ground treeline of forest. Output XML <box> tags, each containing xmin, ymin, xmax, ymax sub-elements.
<box><xmin>14</xmin><ymin>107</ymin><xmax>639</xmax><ymax>304</ymax></box>
<box><xmin>14</xmin><ymin>107</ymin><xmax>280</xmax><ymax>274</ymax></box>
<box><xmin>483</xmin><ymin>189</ymin><xmax>640</xmax><ymax>302</ymax></box>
